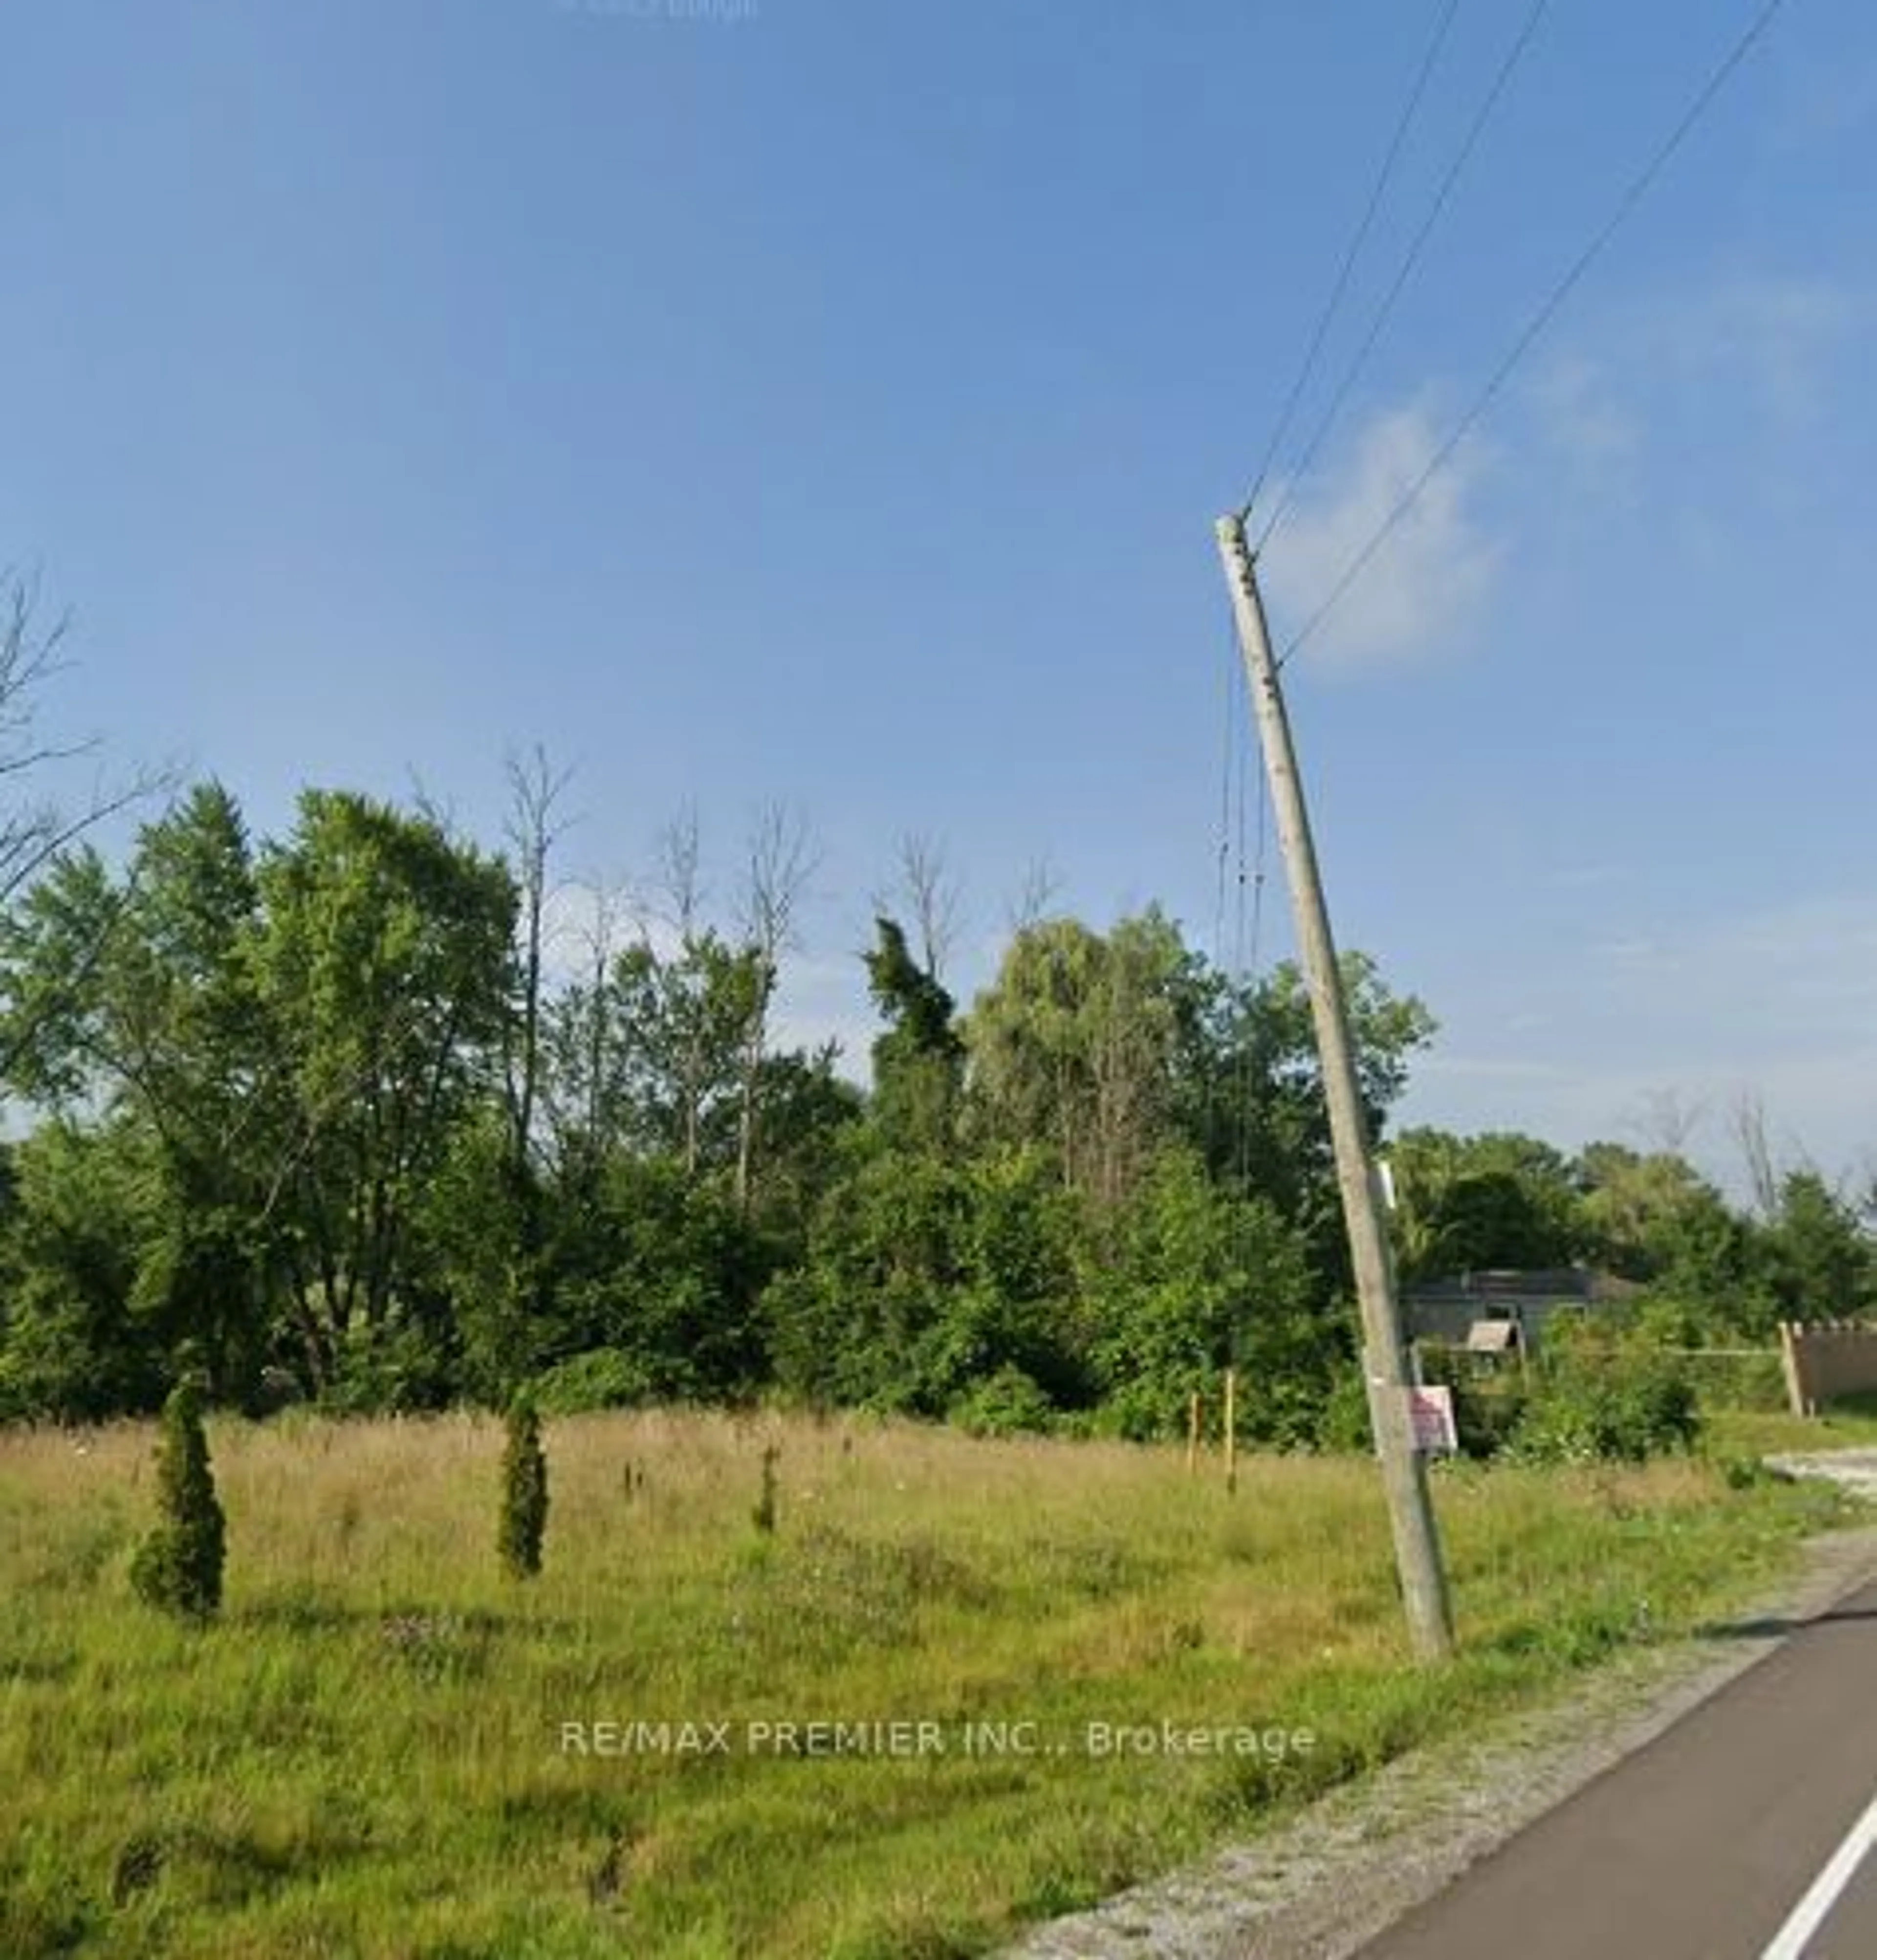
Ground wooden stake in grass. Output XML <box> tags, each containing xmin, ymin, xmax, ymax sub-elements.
<box><xmin>130</xmin><ymin>1381</ymin><xmax>227</xmax><ymax>1621</ymax></box>
<box><xmin>499</xmin><ymin>1394</ymin><xmax>549</xmax><ymax>1580</ymax></box>
<box><xmin>1186</xmin><ymin>1392</ymin><xmax>1202</xmax><ymax>1476</ymax></box>
<box><xmin>1224</xmin><ymin>1369</ymin><xmax>1238</xmax><ymax>1497</ymax></box>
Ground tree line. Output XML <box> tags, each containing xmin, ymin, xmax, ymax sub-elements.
<box><xmin>0</xmin><ymin>560</ymin><xmax>1869</xmax><ymax>1438</ymax></box>
<box><xmin>0</xmin><ymin>761</ymin><xmax>1404</xmax><ymax>1431</ymax></box>
<box><xmin>0</xmin><ymin>762</ymin><xmax>1868</xmax><ymax>1439</ymax></box>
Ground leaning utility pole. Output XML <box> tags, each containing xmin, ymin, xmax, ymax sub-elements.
<box><xmin>1214</xmin><ymin>511</ymin><xmax>1454</xmax><ymax>1662</ymax></box>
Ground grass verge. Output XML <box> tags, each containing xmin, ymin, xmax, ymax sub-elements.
<box><xmin>1704</xmin><ymin>1392</ymin><xmax>1877</xmax><ymax>1459</ymax></box>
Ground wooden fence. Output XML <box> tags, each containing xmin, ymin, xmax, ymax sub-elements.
<box><xmin>1778</xmin><ymin>1321</ymin><xmax>1877</xmax><ymax>1417</ymax></box>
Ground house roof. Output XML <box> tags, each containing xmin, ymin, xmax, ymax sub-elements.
<box><xmin>1402</xmin><ymin>1267</ymin><xmax>1642</xmax><ymax>1308</ymax></box>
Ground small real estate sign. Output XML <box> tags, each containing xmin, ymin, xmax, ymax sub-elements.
<box><xmin>1405</xmin><ymin>1385</ymin><xmax>1459</xmax><ymax>1455</ymax></box>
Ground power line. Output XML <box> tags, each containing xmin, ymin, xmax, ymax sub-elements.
<box><xmin>1229</xmin><ymin>698</ymin><xmax>1252</xmax><ymax>1195</ymax></box>
<box><xmin>1224</xmin><ymin>708</ymin><xmax>1269</xmax><ymax>1200</ymax></box>
<box><xmin>1257</xmin><ymin>0</ymin><xmax>1551</xmax><ymax>554</ymax></box>
<box><xmin>1280</xmin><ymin>0</ymin><xmax>1791</xmax><ymax>668</ymax></box>
<box><xmin>1211</xmin><ymin>628</ymin><xmax>1236</xmax><ymax>972</ymax></box>
<box><xmin>1245</xmin><ymin>744</ymin><xmax>1269</xmax><ymax>986</ymax></box>
<box><xmin>1237</xmin><ymin>0</ymin><xmax>1462</xmax><ymax>525</ymax></box>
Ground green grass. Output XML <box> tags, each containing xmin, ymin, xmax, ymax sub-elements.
<box><xmin>1704</xmin><ymin>1391</ymin><xmax>1877</xmax><ymax>1459</ymax></box>
<box><xmin>0</xmin><ymin>1410</ymin><xmax>1853</xmax><ymax>1959</ymax></box>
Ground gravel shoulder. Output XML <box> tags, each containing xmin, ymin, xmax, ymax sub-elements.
<box><xmin>1004</xmin><ymin>1517</ymin><xmax>1877</xmax><ymax>1960</ymax></box>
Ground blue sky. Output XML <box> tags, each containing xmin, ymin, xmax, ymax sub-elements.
<box><xmin>4</xmin><ymin>0</ymin><xmax>1874</xmax><ymax>1194</ymax></box>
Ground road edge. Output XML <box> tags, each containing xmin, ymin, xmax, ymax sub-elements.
<box><xmin>1004</xmin><ymin>1520</ymin><xmax>1877</xmax><ymax>1960</ymax></box>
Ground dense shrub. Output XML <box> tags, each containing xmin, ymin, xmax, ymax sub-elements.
<box><xmin>1676</xmin><ymin>1347</ymin><xmax>1788</xmax><ymax>1414</ymax></box>
<box><xmin>1414</xmin><ymin>1344</ymin><xmax>1529</xmax><ymax>1459</ymax></box>
<box><xmin>767</xmin><ymin>1149</ymin><xmax>1088</xmax><ymax>1419</ymax></box>
<box><xmin>1510</xmin><ymin>1347</ymin><xmax>1701</xmax><ymax>1464</ymax></box>
<box><xmin>319</xmin><ymin>1314</ymin><xmax>456</xmax><ymax>1416</ymax></box>
<box><xmin>1086</xmin><ymin>1153</ymin><xmax>1328</xmax><ymax>1447</ymax></box>
<box><xmin>950</xmin><ymin>1364</ymin><xmax>1056</xmax><ymax>1437</ymax></box>
<box><xmin>531</xmin><ymin>1348</ymin><xmax>660</xmax><ymax>1416</ymax></box>
<box><xmin>1390</xmin><ymin>1331</ymin><xmax>1702</xmax><ymax>1466</ymax></box>
<box><xmin>1316</xmin><ymin>1366</ymin><xmax>1375</xmax><ymax>1453</ymax></box>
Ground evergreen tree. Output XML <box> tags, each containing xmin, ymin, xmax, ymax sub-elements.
<box><xmin>499</xmin><ymin>1393</ymin><xmax>549</xmax><ymax>1578</ymax></box>
<box><xmin>129</xmin><ymin>1380</ymin><xmax>227</xmax><ymax>1619</ymax></box>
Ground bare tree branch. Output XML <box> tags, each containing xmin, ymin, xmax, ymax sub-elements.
<box><xmin>651</xmin><ymin>800</ymin><xmax>707</xmax><ymax>944</ymax></box>
<box><xmin>739</xmin><ymin>799</ymin><xmax>819</xmax><ymax>963</ymax></box>
<box><xmin>0</xmin><ymin>571</ymin><xmax>173</xmax><ymax>1020</ymax></box>
<box><xmin>539</xmin><ymin>868</ymin><xmax>633</xmax><ymax>1166</ymax></box>
<box><xmin>1004</xmin><ymin>854</ymin><xmax>1062</xmax><ymax>936</ymax></box>
<box><xmin>0</xmin><ymin>572</ymin><xmax>176</xmax><ymax>909</ymax></box>
<box><xmin>1626</xmin><ymin>1085</ymin><xmax>1705</xmax><ymax>1160</ymax></box>
<box><xmin>1730</xmin><ymin>1087</ymin><xmax>1780</xmax><ymax>1218</ymax></box>
<box><xmin>733</xmin><ymin>800</ymin><xmax>820</xmax><ymax>1211</ymax></box>
<box><xmin>502</xmin><ymin>744</ymin><xmax>579</xmax><ymax>1175</ymax></box>
<box><xmin>873</xmin><ymin>828</ymin><xmax>964</xmax><ymax>979</ymax></box>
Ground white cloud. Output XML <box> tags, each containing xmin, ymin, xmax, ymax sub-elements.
<box><xmin>1533</xmin><ymin>270</ymin><xmax>1865</xmax><ymax>469</ymax></box>
<box><xmin>1260</xmin><ymin>401</ymin><xmax>1502</xmax><ymax>670</ymax></box>
<box><xmin>1529</xmin><ymin>354</ymin><xmax>1641</xmax><ymax>484</ymax></box>
<box><xmin>1652</xmin><ymin>271</ymin><xmax>1861</xmax><ymax>423</ymax></box>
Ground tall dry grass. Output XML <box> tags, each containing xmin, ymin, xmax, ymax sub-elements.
<box><xmin>0</xmin><ymin>1409</ymin><xmax>1846</xmax><ymax>1958</ymax></box>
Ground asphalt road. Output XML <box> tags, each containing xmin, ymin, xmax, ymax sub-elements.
<box><xmin>1352</xmin><ymin>1576</ymin><xmax>1877</xmax><ymax>1960</ymax></box>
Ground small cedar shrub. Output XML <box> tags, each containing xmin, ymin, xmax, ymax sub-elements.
<box><xmin>752</xmin><ymin>1443</ymin><xmax>780</xmax><ymax>1535</ymax></box>
<box><xmin>499</xmin><ymin>1394</ymin><xmax>549</xmax><ymax>1579</ymax></box>
<box><xmin>130</xmin><ymin>1381</ymin><xmax>227</xmax><ymax>1620</ymax></box>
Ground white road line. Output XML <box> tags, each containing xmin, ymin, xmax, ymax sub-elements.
<box><xmin>1761</xmin><ymin>1786</ymin><xmax>1877</xmax><ymax>1960</ymax></box>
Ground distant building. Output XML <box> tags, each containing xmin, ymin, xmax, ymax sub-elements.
<box><xmin>1401</xmin><ymin>1267</ymin><xmax>1642</xmax><ymax>1357</ymax></box>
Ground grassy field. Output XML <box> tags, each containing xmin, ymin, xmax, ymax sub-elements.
<box><xmin>1705</xmin><ymin>1393</ymin><xmax>1877</xmax><ymax>1458</ymax></box>
<box><xmin>0</xmin><ymin>1410</ymin><xmax>1855</xmax><ymax>1959</ymax></box>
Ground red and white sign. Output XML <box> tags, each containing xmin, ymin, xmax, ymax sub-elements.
<box><xmin>1406</xmin><ymin>1385</ymin><xmax>1459</xmax><ymax>1455</ymax></box>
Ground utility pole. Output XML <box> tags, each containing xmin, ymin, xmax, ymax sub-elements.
<box><xmin>1214</xmin><ymin>511</ymin><xmax>1454</xmax><ymax>1662</ymax></box>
